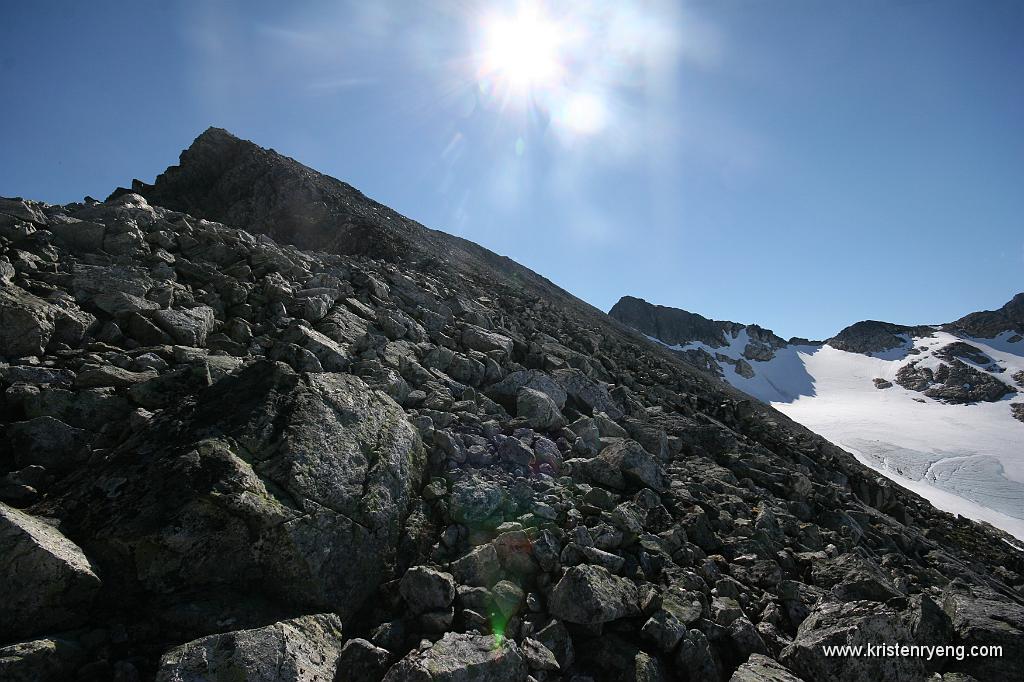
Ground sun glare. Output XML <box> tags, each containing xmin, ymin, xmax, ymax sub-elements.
<box><xmin>469</xmin><ymin>1</ymin><xmax>676</xmax><ymax>143</ymax></box>
<box><xmin>480</xmin><ymin>5</ymin><xmax>564</xmax><ymax>94</ymax></box>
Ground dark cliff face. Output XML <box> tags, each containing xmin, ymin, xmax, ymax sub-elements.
<box><xmin>609</xmin><ymin>296</ymin><xmax>736</xmax><ymax>348</ymax></box>
<box><xmin>0</xmin><ymin>129</ymin><xmax>1021</xmax><ymax>681</ymax></box>
<box><xmin>111</xmin><ymin>127</ymin><xmax>579</xmax><ymax>308</ymax></box>
<box><xmin>825</xmin><ymin>320</ymin><xmax>916</xmax><ymax>354</ymax></box>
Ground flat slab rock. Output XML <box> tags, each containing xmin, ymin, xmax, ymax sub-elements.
<box><xmin>382</xmin><ymin>632</ymin><xmax>526</xmax><ymax>681</ymax></box>
<box><xmin>779</xmin><ymin>599</ymin><xmax>927</xmax><ymax>682</ymax></box>
<box><xmin>729</xmin><ymin>654</ymin><xmax>806</xmax><ymax>681</ymax></box>
<box><xmin>155</xmin><ymin>614</ymin><xmax>343</xmax><ymax>682</ymax></box>
<box><xmin>0</xmin><ymin>502</ymin><xmax>101</xmax><ymax>642</ymax></box>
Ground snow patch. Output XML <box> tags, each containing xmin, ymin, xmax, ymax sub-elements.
<box><xmin>650</xmin><ymin>329</ymin><xmax>1024</xmax><ymax>539</ymax></box>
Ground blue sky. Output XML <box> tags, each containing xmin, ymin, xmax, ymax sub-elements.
<box><xmin>2</xmin><ymin>1</ymin><xmax>1021</xmax><ymax>340</ymax></box>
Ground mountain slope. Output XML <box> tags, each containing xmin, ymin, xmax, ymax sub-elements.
<box><xmin>111</xmin><ymin>127</ymin><xmax>583</xmax><ymax>307</ymax></box>
<box><xmin>611</xmin><ymin>296</ymin><xmax>1024</xmax><ymax>539</ymax></box>
<box><xmin>0</xmin><ymin>131</ymin><xmax>1021</xmax><ymax>680</ymax></box>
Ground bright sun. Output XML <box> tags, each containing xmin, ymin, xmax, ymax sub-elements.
<box><xmin>480</xmin><ymin>5</ymin><xmax>564</xmax><ymax>94</ymax></box>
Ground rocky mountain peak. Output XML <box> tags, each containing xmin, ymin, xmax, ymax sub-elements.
<box><xmin>610</xmin><ymin>296</ymin><xmax>734</xmax><ymax>348</ymax></box>
<box><xmin>825</xmin><ymin>320</ymin><xmax>917</xmax><ymax>355</ymax></box>
<box><xmin>949</xmin><ymin>292</ymin><xmax>1024</xmax><ymax>339</ymax></box>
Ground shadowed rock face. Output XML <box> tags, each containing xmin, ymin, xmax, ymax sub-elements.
<box><xmin>111</xmin><ymin>128</ymin><xmax>583</xmax><ymax>308</ymax></box>
<box><xmin>154</xmin><ymin>613</ymin><xmax>345</xmax><ymax>682</ymax></box>
<box><xmin>0</xmin><ymin>129</ymin><xmax>1021</xmax><ymax>681</ymax></box>
<box><xmin>43</xmin><ymin>361</ymin><xmax>425</xmax><ymax>635</ymax></box>
<box><xmin>826</xmin><ymin>320</ymin><xmax>917</xmax><ymax>354</ymax></box>
<box><xmin>609</xmin><ymin>296</ymin><xmax>736</xmax><ymax>348</ymax></box>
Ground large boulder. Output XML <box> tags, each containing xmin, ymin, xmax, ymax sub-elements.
<box><xmin>5</xmin><ymin>416</ymin><xmax>92</xmax><ymax>476</ymax></box>
<box><xmin>0</xmin><ymin>637</ymin><xmax>86</xmax><ymax>682</ymax></box>
<box><xmin>811</xmin><ymin>553</ymin><xmax>902</xmax><ymax>603</ymax></box>
<box><xmin>517</xmin><ymin>387</ymin><xmax>564</xmax><ymax>430</ymax></box>
<box><xmin>0</xmin><ymin>503</ymin><xmax>101</xmax><ymax>641</ymax></box>
<box><xmin>487</xmin><ymin>369</ymin><xmax>567</xmax><ymax>412</ymax></box>
<box><xmin>153</xmin><ymin>306</ymin><xmax>216</xmax><ymax>346</ymax></box>
<box><xmin>551</xmin><ymin>368</ymin><xmax>623</xmax><ymax>419</ymax></box>
<box><xmin>942</xmin><ymin>582</ymin><xmax>1024</xmax><ymax>681</ymax></box>
<box><xmin>0</xmin><ymin>287</ymin><xmax>55</xmax><ymax>357</ymax></box>
<box><xmin>40</xmin><ymin>361</ymin><xmax>425</xmax><ymax>634</ymax></box>
<box><xmin>46</xmin><ymin>215</ymin><xmax>106</xmax><ymax>253</ymax></box>
<box><xmin>155</xmin><ymin>614</ymin><xmax>343</xmax><ymax>682</ymax></box>
<box><xmin>578</xmin><ymin>439</ymin><xmax>666</xmax><ymax>492</ymax></box>
<box><xmin>461</xmin><ymin>325</ymin><xmax>513</xmax><ymax>355</ymax></box>
<box><xmin>548</xmin><ymin>564</ymin><xmax>640</xmax><ymax>624</ymax></box>
<box><xmin>400</xmin><ymin>566</ymin><xmax>456</xmax><ymax>615</ymax></box>
<box><xmin>779</xmin><ymin>600</ymin><xmax>927</xmax><ymax>682</ymax></box>
<box><xmin>383</xmin><ymin>632</ymin><xmax>526</xmax><ymax>681</ymax></box>
<box><xmin>729</xmin><ymin>654</ymin><xmax>804</xmax><ymax>681</ymax></box>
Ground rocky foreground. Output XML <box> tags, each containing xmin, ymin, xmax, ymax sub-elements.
<box><xmin>1</xmin><ymin>129</ymin><xmax>1023</xmax><ymax>681</ymax></box>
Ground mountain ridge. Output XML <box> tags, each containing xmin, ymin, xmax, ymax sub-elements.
<box><xmin>610</xmin><ymin>294</ymin><xmax>1024</xmax><ymax>541</ymax></box>
<box><xmin>610</xmin><ymin>293</ymin><xmax>1024</xmax><ymax>358</ymax></box>
<box><xmin>0</xmin><ymin>128</ymin><xmax>1021</xmax><ymax>680</ymax></box>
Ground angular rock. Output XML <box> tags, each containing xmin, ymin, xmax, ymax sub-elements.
<box><xmin>811</xmin><ymin>553</ymin><xmax>902</xmax><ymax>603</ymax></box>
<box><xmin>548</xmin><ymin>564</ymin><xmax>640</xmax><ymax>624</ymax></box>
<box><xmin>942</xmin><ymin>582</ymin><xmax>1024</xmax><ymax>681</ymax></box>
<box><xmin>153</xmin><ymin>306</ymin><xmax>216</xmax><ymax>346</ymax></box>
<box><xmin>6</xmin><ymin>416</ymin><xmax>92</xmax><ymax>476</ymax></box>
<box><xmin>126</xmin><ymin>364</ymin><xmax>213</xmax><ymax>409</ymax></box>
<box><xmin>450</xmin><ymin>543</ymin><xmax>502</xmax><ymax>588</ymax></box>
<box><xmin>0</xmin><ymin>287</ymin><xmax>54</xmax><ymax>357</ymax></box>
<box><xmin>74</xmin><ymin>364</ymin><xmax>158</xmax><ymax>388</ymax></box>
<box><xmin>779</xmin><ymin>600</ymin><xmax>926</xmax><ymax>682</ymax></box>
<box><xmin>0</xmin><ymin>503</ymin><xmax>101</xmax><ymax>641</ymax></box>
<box><xmin>47</xmin><ymin>215</ymin><xmax>106</xmax><ymax>252</ymax></box>
<box><xmin>382</xmin><ymin>632</ymin><xmax>526</xmax><ymax>682</ymax></box>
<box><xmin>337</xmin><ymin>638</ymin><xmax>391</xmax><ymax>682</ymax></box>
<box><xmin>521</xmin><ymin>637</ymin><xmax>560</xmax><ymax>672</ymax></box>
<box><xmin>579</xmin><ymin>439</ymin><xmax>665</xmax><ymax>491</ymax></box>
<box><xmin>155</xmin><ymin>613</ymin><xmax>344</xmax><ymax>682</ymax></box>
<box><xmin>0</xmin><ymin>637</ymin><xmax>85</xmax><ymax>682</ymax></box>
<box><xmin>24</xmin><ymin>386</ymin><xmax>133</xmax><ymax>429</ymax></box>
<box><xmin>449</xmin><ymin>477</ymin><xmax>504</xmax><ymax>527</ymax></box>
<box><xmin>517</xmin><ymin>387</ymin><xmax>564</xmax><ymax>430</ymax></box>
<box><xmin>488</xmin><ymin>369</ymin><xmax>567</xmax><ymax>408</ymax></box>
<box><xmin>400</xmin><ymin>565</ymin><xmax>456</xmax><ymax>615</ymax></box>
<box><xmin>552</xmin><ymin>368</ymin><xmax>623</xmax><ymax>419</ymax></box>
<box><xmin>282</xmin><ymin>322</ymin><xmax>350</xmax><ymax>371</ymax></box>
<box><xmin>461</xmin><ymin>325</ymin><xmax>513</xmax><ymax>355</ymax></box>
<box><xmin>729</xmin><ymin>653</ymin><xmax>805</xmax><ymax>682</ymax></box>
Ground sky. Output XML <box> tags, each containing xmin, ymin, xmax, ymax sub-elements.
<box><xmin>1</xmin><ymin>1</ymin><xmax>1022</xmax><ymax>340</ymax></box>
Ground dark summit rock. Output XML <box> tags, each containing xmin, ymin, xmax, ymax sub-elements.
<box><xmin>609</xmin><ymin>295</ymin><xmax>734</xmax><ymax>348</ymax></box>
<box><xmin>110</xmin><ymin>127</ymin><xmax>582</xmax><ymax>303</ymax></box>
<box><xmin>947</xmin><ymin>292</ymin><xmax>1024</xmax><ymax>338</ymax></box>
<box><xmin>609</xmin><ymin>296</ymin><xmax>789</xmax><ymax>381</ymax></box>
<box><xmin>827</xmin><ymin>320</ymin><xmax>919</xmax><ymax>355</ymax></box>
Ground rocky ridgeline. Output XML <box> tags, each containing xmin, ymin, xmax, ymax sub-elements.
<box><xmin>610</xmin><ymin>296</ymin><xmax>1023</xmax><ymax>411</ymax></box>
<box><xmin>1</xmin><ymin>131</ymin><xmax>1023</xmax><ymax>682</ymax></box>
<box><xmin>608</xmin><ymin>297</ymin><xmax>790</xmax><ymax>381</ymax></box>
